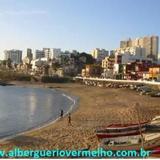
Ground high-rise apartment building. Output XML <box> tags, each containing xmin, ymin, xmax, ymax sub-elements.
<box><xmin>138</xmin><ymin>37</ymin><xmax>144</xmax><ymax>47</ymax></box>
<box><xmin>120</xmin><ymin>41</ymin><xmax>128</xmax><ymax>48</ymax></box>
<box><xmin>143</xmin><ymin>36</ymin><xmax>152</xmax><ymax>57</ymax></box>
<box><xmin>138</xmin><ymin>36</ymin><xmax>159</xmax><ymax>60</ymax></box>
<box><xmin>120</xmin><ymin>35</ymin><xmax>159</xmax><ymax>60</ymax></box>
<box><xmin>151</xmin><ymin>36</ymin><xmax>159</xmax><ymax>60</ymax></box>
<box><xmin>35</xmin><ymin>48</ymin><xmax>62</xmax><ymax>60</ymax></box>
<box><xmin>43</xmin><ymin>48</ymin><xmax>51</xmax><ymax>60</ymax></box>
<box><xmin>120</xmin><ymin>38</ymin><xmax>132</xmax><ymax>48</ymax></box>
<box><xmin>91</xmin><ymin>48</ymin><xmax>109</xmax><ymax>62</ymax></box>
<box><xmin>35</xmin><ymin>50</ymin><xmax>45</xmax><ymax>59</ymax></box>
<box><xmin>131</xmin><ymin>38</ymin><xmax>139</xmax><ymax>47</ymax></box>
<box><xmin>4</xmin><ymin>49</ymin><xmax>22</xmax><ymax>64</ymax></box>
<box><xmin>27</xmin><ymin>48</ymin><xmax>33</xmax><ymax>60</ymax></box>
<box><xmin>51</xmin><ymin>48</ymin><xmax>62</xmax><ymax>59</ymax></box>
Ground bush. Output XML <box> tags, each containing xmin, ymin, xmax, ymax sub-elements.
<box><xmin>0</xmin><ymin>71</ymin><xmax>31</xmax><ymax>81</ymax></box>
<box><xmin>41</xmin><ymin>76</ymin><xmax>73</xmax><ymax>83</ymax></box>
<box><xmin>14</xmin><ymin>74</ymin><xmax>31</xmax><ymax>81</ymax></box>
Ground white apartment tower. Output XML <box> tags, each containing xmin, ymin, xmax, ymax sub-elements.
<box><xmin>27</xmin><ymin>48</ymin><xmax>33</xmax><ymax>60</ymax></box>
<box><xmin>120</xmin><ymin>35</ymin><xmax>159</xmax><ymax>60</ymax></box>
<box><xmin>91</xmin><ymin>48</ymin><xmax>109</xmax><ymax>62</ymax></box>
<box><xmin>51</xmin><ymin>48</ymin><xmax>61</xmax><ymax>59</ymax></box>
<box><xmin>4</xmin><ymin>49</ymin><xmax>22</xmax><ymax>64</ymax></box>
<box><xmin>151</xmin><ymin>36</ymin><xmax>159</xmax><ymax>60</ymax></box>
<box><xmin>43</xmin><ymin>48</ymin><xmax>51</xmax><ymax>60</ymax></box>
<box><xmin>35</xmin><ymin>50</ymin><xmax>45</xmax><ymax>59</ymax></box>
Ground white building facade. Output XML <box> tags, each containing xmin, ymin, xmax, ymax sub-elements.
<box><xmin>35</xmin><ymin>50</ymin><xmax>45</xmax><ymax>59</ymax></box>
<box><xmin>51</xmin><ymin>48</ymin><xmax>62</xmax><ymax>59</ymax></box>
<box><xmin>91</xmin><ymin>48</ymin><xmax>109</xmax><ymax>62</ymax></box>
<box><xmin>4</xmin><ymin>49</ymin><xmax>22</xmax><ymax>64</ymax></box>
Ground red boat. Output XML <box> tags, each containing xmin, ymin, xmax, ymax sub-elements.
<box><xmin>96</xmin><ymin>121</ymin><xmax>160</xmax><ymax>155</ymax></box>
<box><xmin>151</xmin><ymin>147</ymin><xmax>160</xmax><ymax>154</ymax></box>
<box><xmin>96</xmin><ymin>122</ymin><xmax>148</xmax><ymax>139</ymax></box>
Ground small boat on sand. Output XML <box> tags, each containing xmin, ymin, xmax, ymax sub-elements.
<box><xmin>96</xmin><ymin>122</ymin><xmax>148</xmax><ymax>138</ymax></box>
<box><xmin>96</xmin><ymin>116</ymin><xmax>160</xmax><ymax>153</ymax></box>
<box><xmin>150</xmin><ymin>116</ymin><xmax>160</xmax><ymax>125</ymax></box>
<box><xmin>98</xmin><ymin>132</ymin><xmax>160</xmax><ymax>151</ymax></box>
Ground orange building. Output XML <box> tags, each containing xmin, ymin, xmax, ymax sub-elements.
<box><xmin>149</xmin><ymin>66</ymin><xmax>160</xmax><ymax>80</ymax></box>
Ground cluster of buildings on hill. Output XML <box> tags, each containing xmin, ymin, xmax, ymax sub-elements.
<box><xmin>4</xmin><ymin>48</ymin><xmax>65</xmax><ymax>64</ymax></box>
<box><xmin>2</xmin><ymin>48</ymin><xmax>94</xmax><ymax>77</ymax></box>
<box><xmin>2</xmin><ymin>35</ymin><xmax>160</xmax><ymax>81</ymax></box>
<box><xmin>82</xmin><ymin>35</ymin><xmax>160</xmax><ymax>81</ymax></box>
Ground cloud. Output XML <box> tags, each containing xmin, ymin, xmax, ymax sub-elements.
<box><xmin>0</xmin><ymin>10</ymin><xmax>48</xmax><ymax>16</ymax></box>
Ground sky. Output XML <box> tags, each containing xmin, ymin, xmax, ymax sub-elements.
<box><xmin>0</xmin><ymin>0</ymin><xmax>160</xmax><ymax>59</ymax></box>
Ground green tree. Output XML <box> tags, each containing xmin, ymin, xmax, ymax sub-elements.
<box><xmin>79</xmin><ymin>52</ymin><xmax>95</xmax><ymax>64</ymax></box>
<box><xmin>52</xmin><ymin>62</ymin><xmax>61</xmax><ymax>71</ymax></box>
<box><xmin>6</xmin><ymin>58</ymin><xmax>12</xmax><ymax>69</ymax></box>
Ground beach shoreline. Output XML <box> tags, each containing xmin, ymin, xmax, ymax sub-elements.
<box><xmin>0</xmin><ymin>81</ymin><xmax>160</xmax><ymax>152</ymax></box>
<box><xmin>0</xmin><ymin>86</ymin><xmax>78</xmax><ymax>144</ymax></box>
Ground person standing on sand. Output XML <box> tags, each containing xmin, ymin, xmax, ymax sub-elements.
<box><xmin>68</xmin><ymin>113</ymin><xmax>72</xmax><ymax>125</ymax></box>
<box><xmin>60</xmin><ymin>109</ymin><xmax>64</xmax><ymax>118</ymax></box>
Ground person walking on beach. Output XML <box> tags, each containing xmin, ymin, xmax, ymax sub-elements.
<box><xmin>68</xmin><ymin>113</ymin><xmax>72</xmax><ymax>126</ymax></box>
<box><xmin>60</xmin><ymin>109</ymin><xmax>64</xmax><ymax>118</ymax></box>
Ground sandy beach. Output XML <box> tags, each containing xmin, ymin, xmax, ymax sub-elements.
<box><xmin>1</xmin><ymin>82</ymin><xmax>160</xmax><ymax>152</ymax></box>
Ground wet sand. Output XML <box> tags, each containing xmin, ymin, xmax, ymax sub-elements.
<box><xmin>1</xmin><ymin>82</ymin><xmax>160</xmax><ymax>152</ymax></box>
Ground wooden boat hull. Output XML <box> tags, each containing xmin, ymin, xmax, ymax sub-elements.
<box><xmin>96</xmin><ymin>122</ymin><xmax>148</xmax><ymax>139</ymax></box>
<box><xmin>100</xmin><ymin>135</ymin><xmax>160</xmax><ymax>151</ymax></box>
<box><xmin>96</xmin><ymin>128</ymin><xmax>145</xmax><ymax>138</ymax></box>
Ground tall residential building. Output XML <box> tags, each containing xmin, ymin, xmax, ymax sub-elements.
<box><xmin>127</xmin><ymin>38</ymin><xmax>132</xmax><ymax>47</ymax></box>
<box><xmin>138</xmin><ymin>36</ymin><xmax>159</xmax><ymax>60</ymax></box>
<box><xmin>4</xmin><ymin>49</ymin><xmax>22</xmax><ymax>64</ymax></box>
<box><xmin>51</xmin><ymin>48</ymin><xmax>62</xmax><ymax>59</ymax></box>
<box><xmin>27</xmin><ymin>48</ymin><xmax>33</xmax><ymax>60</ymax></box>
<box><xmin>115</xmin><ymin>46</ymin><xmax>146</xmax><ymax>64</ymax></box>
<box><xmin>151</xmin><ymin>36</ymin><xmax>159</xmax><ymax>60</ymax></box>
<box><xmin>35</xmin><ymin>50</ymin><xmax>45</xmax><ymax>59</ymax></box>
<box><xmin>131</xmin><ymin>38</ymin><xmax>139</xmax><ymax>47</ymax></box>
<box><xmin>142</xmin><ymin>36</ymin><xmax>152</xmax><ymax>58</ymax></box>
<box><xmin>42</xmin><ymin>48</ymin><xmax>62</xmax><ymax>60</ymax></box>
<box><xmin>43</xmin><ymin>48</ymin><xmax>51</xmax><ymax>60</ymax></box>
<box><xmin>120</xmin><ymin>35</ymin><xmax>159</xmax><ymax>60</ymax></box>
<box><xmin>120</xmin><ymin>38</ymin><xmax>132</xmax><ymax>48</ymax></box>
<box><xmin>91</xmin><ymin>48</ymin><xmax>109</xmax><ymax>62</ymax></box>
<box><xmin>120</xmin><ymin>41</ymin><xmax>127</xmax><ymax>48</ymax></box>
<box><xmin>138</xmin><ymin>37</ymin><xmax>144</xmax><ymax>47</ymax></box>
